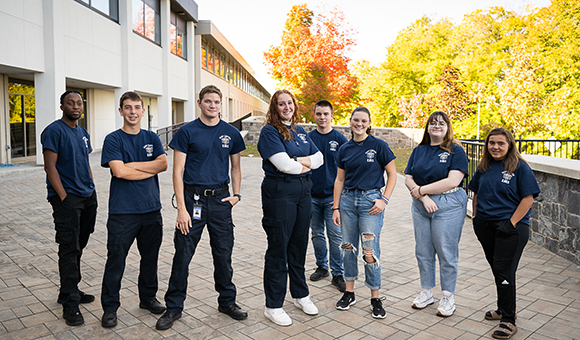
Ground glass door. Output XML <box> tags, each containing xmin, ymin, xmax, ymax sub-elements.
<box><xmin>8</xmin><ymin>80</ymin><xmax>35</xmax><ymax>158</ymax></box>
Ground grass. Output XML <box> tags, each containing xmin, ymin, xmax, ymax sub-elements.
<box><xmin>392</xmin><ymin>148</ymin><xmax>412</xmax><ymax>175</ymax></box>
<box><xmin>242</xmin><ymin>144</ymin><xmax>413</xmax><ymax>175</ymax></box>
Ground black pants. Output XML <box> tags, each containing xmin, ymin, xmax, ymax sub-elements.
<box><xmin>473</xmin><ymin>218</ymin><xmax>528</xmax><ymax>324</ymax></box>
<box><xmin>101</xmin><ymin>210</ymin><xmax>163</xmax><ymax>312</ymax></box>
<box><xmin>164</xmin><ymin>189</ymin><xmax>236</xmax><ymax>313</ymax></box>
<box><xmin>261</xmin><ymin>175</ymin><xmax>312</xmax><ymax>308</ymax></box>
<box><xmin>48</xmin><ymin>191</ymin><xmax>97</xmax><ymax>311</ymax></box>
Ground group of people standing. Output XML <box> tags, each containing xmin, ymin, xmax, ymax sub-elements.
<box><xmin>42</xmin><ymin>86</ymin><xmax>538</xmax><ymax>340</ymax></box>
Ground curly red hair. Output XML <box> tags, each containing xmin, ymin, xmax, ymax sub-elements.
<box><xmin>266</xmin><ymin>90</ymin><xmax>300</xmax><ymax>141</ymax></box>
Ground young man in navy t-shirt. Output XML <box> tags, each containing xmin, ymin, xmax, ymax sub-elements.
<box><xmin>41</xmin><ymin>90</ymin><xmax>98</xmax><ymax>326</ymax></box>
<box><xmin>307</xmin><ymin>100</ymin><xmax>348</xmax><ymax>292</ymax></box>
<box><xmin>100</xmin><ymin>91</ymin><xmax>168</xmax><ymax>328</ymax></box>
<box><xmin>156</xmin><ymin>85</ymin><xmax>248</xmax><ymax>330</ymax></box>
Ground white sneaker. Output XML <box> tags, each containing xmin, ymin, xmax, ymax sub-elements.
<box><xmin>264</xmin><ymin>307</ymin><xmax>292</xmax><ymax>326</ymax></box>
<box><xmin>412</xmin><ymin>289</ymin><xmax>434</xmax><ymax>309</ymax></box>
<box><xmin>294</xmin><ymin>295</ymin><xmax>319</xmax><ymax>315</ymax></box>
<box><xmin>436</xmin><ymin>291</ymin><xmax>455</xmax><ymax>317</ymax></box>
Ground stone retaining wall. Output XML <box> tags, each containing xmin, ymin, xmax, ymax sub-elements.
<box><xmin>242</xmin><ymin>116</ymin><xmax>423</xmax><ymax>148</ymax></box>
<box><xmin>526</xmin><ymin>155</ymin><xmax>580</xmax><ymax>265</ymax></box>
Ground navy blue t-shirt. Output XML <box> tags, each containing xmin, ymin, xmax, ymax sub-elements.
<box><xmin>101</xmin><ymin>129</ymin><xmax>166</xmax><ymax>214</ymax></box>
<box><xmin>258</xmin><ymin>124</ymin><xmax>319</xmax><ymax>178</ymax></box>
<box><xmin>405</xmin><ymin>144</ymin><xmax>468</xmax><ymax>186</ymax></box>
<box><xmin>308</xmin><ymin>129</ymin><xmax>348</xmax><ymax>198</ymax></box>
<box><xmin>336</xmin><ymin>135</ymin><xmax>396</xmax><ymax>191</ymax></box>
<box><xmin>41</xmin><ymin>119</ymin><xmax>94</xmax><ymax>198</ymax></box>
<box><xmin>468</xmin><ymin>160</ymin><xmax>540</xmax><ymax>225</ymax></box>
<box><xmin>169</xmin><ymin>119</ymin><xmax>245</xmax><ymax>188</ymax></box>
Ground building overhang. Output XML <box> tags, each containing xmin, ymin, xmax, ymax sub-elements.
<box><xmin>170</xmin><ymin>0</ymin><xmax>198</xmax><ymax>23</ymax></box>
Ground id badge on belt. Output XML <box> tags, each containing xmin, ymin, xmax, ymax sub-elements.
<box><xmin>193</xmin><ymin>194</ymin><xmax>202</xmax><ymax>220</ymax></box>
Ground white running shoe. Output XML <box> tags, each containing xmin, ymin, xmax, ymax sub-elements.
<box><xmin>264</xmin><ymin>307</ymin><xmax>292</xmax><ymax>326</ymax></box>
<box><xmin>412</xmin><ymin>289</ymin><xmax>434</xmax><ymax>309</ymax></box>
<box><xmin>436</xmin><ymin>291</ymin><xmax>456</xmax><ymax>317</ymax></box>
<box><xmin>294</xmin><ymin>295</ymin><xmax>319</xmax><ymax>315</ymax></box>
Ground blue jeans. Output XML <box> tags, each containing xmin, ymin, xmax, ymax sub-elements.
<box><xmin>310</xmin><ymin>196</ymin><xmax>343</xmax><ymax>276</ymax></box>
<box><xmin>411</xmin><ymin>188</ymin><xmax>467</xmax><ymax>293</ymax></box>
<box><xmin>339</xmin><ymin>189</ymin><xmax>383</xmax><ymax>290</ymax></box>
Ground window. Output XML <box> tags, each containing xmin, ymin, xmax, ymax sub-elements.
<box><xmin>201</xmin><ymin>44</ymin><xmax>207</xmax><ymax>69</ymax></box>
<box><xmin>170</xmin><ymin>11</ymin><xmax>186</xmax><ymax>58</ymax></box>
<box><xmin>133</xmin><ymin>0</ymin><xmax>160</xmax><ymax>44</ymax></box>
<box><xmin>8</xmin><ymin>79</ymin><xmax>36</xmax><ymax>158</ymax></box>
<box><xmin>75</xmin><ymin>0</ymin><xmax>118</xmax><ymax>21</ymax></box>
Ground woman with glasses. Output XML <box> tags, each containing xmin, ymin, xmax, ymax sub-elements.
<box><xmin>332</xmin><ymin>107</ymin><xmax>397</xmax><ymax>319</ymax></box>
<box><xmin>404</xmin><ymin>111</ymin><xmax>468</xmax><ymax>317</ymax></box>
<box><xmin>468</xmin><ymin>127</ymin><xmax>539</xmax><ymax>339</ymax></box>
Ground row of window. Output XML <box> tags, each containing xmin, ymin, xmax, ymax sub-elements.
<box><xmin>75</xmin><ymin>0</ymin><xmax>185</xmax><ymax>59</ymax></box>
<box><xmin>201</xmin><ymin>39</ymin><xmax>269</xmax><ymax>103</ymax></box>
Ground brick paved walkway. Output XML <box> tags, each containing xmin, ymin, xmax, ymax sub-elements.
<box><xmin>0</xmin><ymin>152</ymin><xmax>579</xmax><ymax>339</ymax></box>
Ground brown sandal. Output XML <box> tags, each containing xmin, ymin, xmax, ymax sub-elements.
<box><xmin>485</xmin><ymin>310</ymin><xmax>502</xmax><ymax>320</ymax></box>
<box><xmin>492</xmin><ymin>322</ymin><xmax>517</xmax><ymax>339</ymax></box>
<box><xmin>485</xmin><ymin>310</ymin><xmax>517</xmax><ymax>321</ymax></box>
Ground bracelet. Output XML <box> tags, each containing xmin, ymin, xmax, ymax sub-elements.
<box><xmin>418</xmin><ymin>186</ymin><xmax>423</xmax><ymax>196</ymax></box>
<box><xmin>234</xmin><ymin>194</ymin><xmax>241</xmax><ymax>201</ymax></box>
<box><xmin>381</xmin><ymin>196</ymin><xmax>389</xmax><ymax>204</ymax></box>
<box><xmin>332</xmin><ymin>207</ymin><xmax>340</xmax><ymax>211</ymax></box>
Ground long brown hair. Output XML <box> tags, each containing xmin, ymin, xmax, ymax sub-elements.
<box><xmin>477</xmin><ymin>127</ymin><xmax>527</xmax><ymax>174</ymax></box>
<box><xmin>419</xmin><ymin>111</ymin><xmax>461</xmax><ymax>153</ymax></box>
<box><xmin>350</xmin><ymin>107</ymin><xmax>372</xmax><ymax>139</ymax></box>
<box><xmin>266</xmin><ymin>90</ymin><xmax>300</xmax><ymax>141</ymax></box>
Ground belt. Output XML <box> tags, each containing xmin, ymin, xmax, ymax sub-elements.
<box><xmin>184</xmin><ymin>184</ymin><xmax>228</xmax><ymax>196</ymax></box>
<box><xmin>441</xmin><ymin>187</ymin><xmax>461</xmax><ymax>195</ymax></box>
<box><xmin>265</xmin><ymin>174</ymin><xmax>311</xmax><ymax>182</ymax></box>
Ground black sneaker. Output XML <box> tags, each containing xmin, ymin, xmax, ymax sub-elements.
<box><xmin>370</xmin><ymin>297</ymin><xmax>387</xmax><ymax>319</ymax></box>
<box><xmin>336</xmin><ymin>291</ymin><xmax>356</xmax><ymax>310</ymax></box>
<box><xmin>57</xmin><ymin>290</ymin><xmax>95</xmax><ymax>304</ymax></box>
<box><xmin>331</xmin><ymin>275</ymin><xmax>346</xmax><ymax>292</ymax></box>
<box><xmin>63</xmin><ymin>308</ymin><xmax>84</xmax><ymax>326</ymax></box>
<box><xmin>310</xmin><ymin>266</ymin><xmax>329</xmax><ymax>281</ymax></box>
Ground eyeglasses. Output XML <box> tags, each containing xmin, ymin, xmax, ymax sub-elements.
<box><xmin>429</xmin><ymin>121</ymin><xmax>446</xmax><ymax>127</ymax></box>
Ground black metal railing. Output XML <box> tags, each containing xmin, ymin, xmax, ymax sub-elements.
<box><xmin>460</xmin><ymin>138</ymin><xmax>580</xmax><ymax>198</ymax></box>
<box><xmin>157</xmin><ymin>122</ymin><xmax>187</xmax><ymax>149</ymax></box>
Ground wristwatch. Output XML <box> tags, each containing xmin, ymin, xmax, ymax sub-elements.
<box><xmin>234</xmin><ymin>194</ymin><xmax>242</xmax><ymax>201</ymax></box>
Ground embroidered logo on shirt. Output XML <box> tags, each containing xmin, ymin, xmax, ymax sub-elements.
<box><xmin>219</xmin><ymin>135</ymin><xmax>232</xmax><ymax>148</ymax></box>
<box><xmin>329</xmin><ymin>140</ymin><xmax>339</xmax><ymax>151</ymax></box>
<box><xmin>365</xmin><ymin>149</ymin><xmax>377</xmax><ymax>162</ymax></box>
<box><xmin>297</xmin><ymin>133</ymin><xmax>308</xmax><ymax>144</ymax></box>
<box><xmin>143</xmin><ymin>144</ymin><xmax>154</xmax><ymax>157</ymax></box>
<box><xmin>438</xmin><ymin>152</ymin><xmax>450</xmax><ymax>163</ymax></box>
<box><xmin>82</xmin><ymin>136</ymin><xmax>89</xmax><ymax>149</ymax></box>
<box><xmin>501</xmin><ymin>171</ymin><xmax>515</xmax><ymax>184</ymax></box>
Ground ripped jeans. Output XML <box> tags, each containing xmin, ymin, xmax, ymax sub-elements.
<box><xmin>339</xmin><ymin>189</ymin><xmax>383</xmax><ymax>290</ymax></box>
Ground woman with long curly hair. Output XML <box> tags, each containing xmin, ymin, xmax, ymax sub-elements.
<box><xmin>257</xmin><ymin>90</ymin><xmax>323</xmax><ymax>326</ymax></box>
<box><xmin>468</xmin><ymin>127</ymin><xmax>540</xmax><ymax>339</ymax></box>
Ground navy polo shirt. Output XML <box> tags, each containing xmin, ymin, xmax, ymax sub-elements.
<box><xmin>258</xmin><ymin>124</ymin><xmax>320</xmax><ymax>178</ymax></box>
<box><xmin>405</xmin><ymin>144</ymin><xmax>468</xmax><ymax>186</ymax></box>
<box><xmin>101</xmin><ymin>129</ymin><xmax>166</xmax><ymax>214</ymax></box>
<box><xmin>468</xmin><ymin>160</ymin><xmax>540</xmax><ymax>225</ymax></box>
<box><xmin>169</xmin><ymin>119</ymin><xmax>245</xmax><ymax>188</ymax></box>
<box><xmin>336</xmin><ymin>135</ymin><xmax>396</xmax><ymax>191</ymax></box>
<box><xmin>308</xmin><ymin>129</ymin><xmax>348</xmax><ymax>198</ymax></box>
<box><xmin>41</xmin><ymin>119</ymin><xmax>95</xmax><ymax>198</ymax></box>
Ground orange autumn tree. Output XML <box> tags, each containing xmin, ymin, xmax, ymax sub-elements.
<box><xmin>264</xmin><ymin>4</ymin><xmax>359</xmax><ymax>121</ymax></box>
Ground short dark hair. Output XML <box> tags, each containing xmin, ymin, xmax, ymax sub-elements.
<box><xmin>199</xmin><ymin>85</ymin><xmax>222</xmax><ymax>101</ymax></box>
<box><xmin>313</xmin><ymin>100</ymin><xmax>333</xmax><ymax>113</ymax></box>
<box><xmin>60</xmin><ymin>90</ymin><xmax>82</xmax><ymax>105</ymax></box>
<box><xmin>119</xmin><ymin>91</ymin><xmax>143</xmax><ymax>108</ymax></box>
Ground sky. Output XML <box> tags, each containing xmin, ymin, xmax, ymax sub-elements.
<box><xmin>193</xmin><ymin>0</ymin><xmax>552</xmax><ymax>94</ymax></box>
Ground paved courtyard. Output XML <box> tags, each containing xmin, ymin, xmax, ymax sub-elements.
<box><xmin>0</xmin><ymin>151</ymin><xmax>579</xmax><ymax>339</ymax></box>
